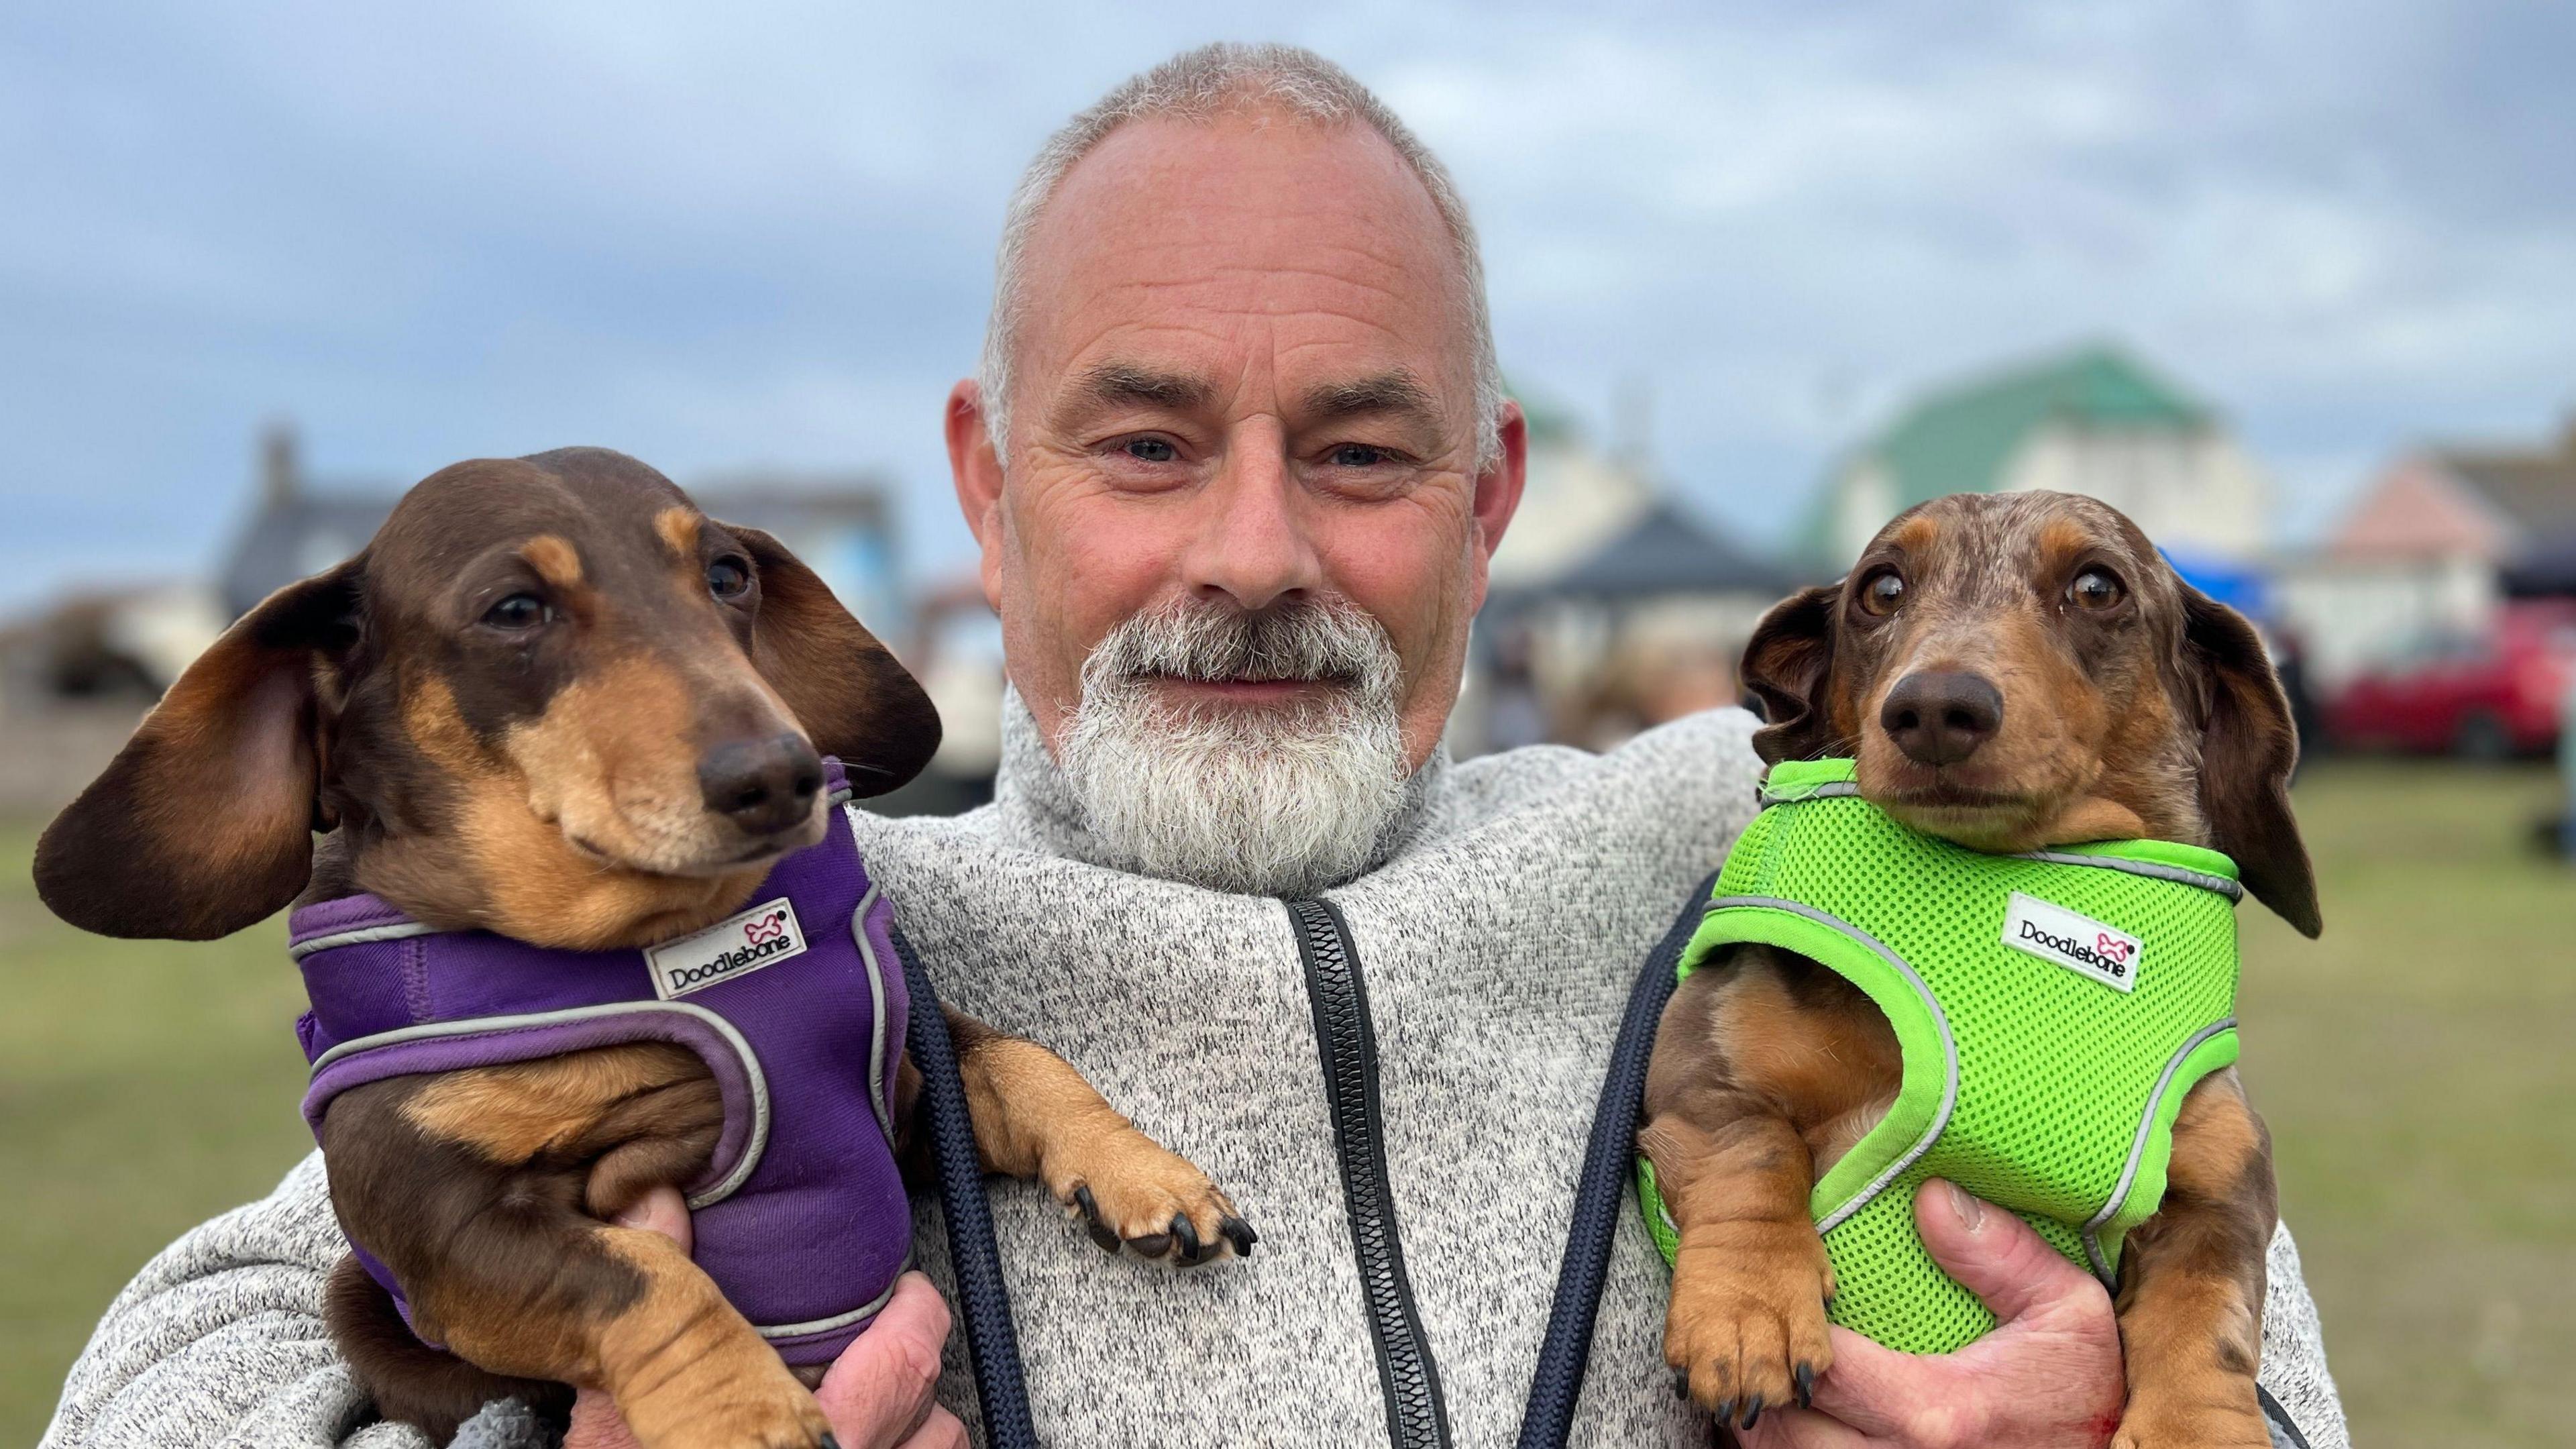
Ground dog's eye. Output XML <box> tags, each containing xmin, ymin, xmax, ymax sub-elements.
<box><xmin>1858</xmin><ymin>570</ymin><xmax>1906</xmax><ymax>616</ymax></box>
<box><xmin>2067</xmin><ymin>569</ymin><xmax>2125</xmax><ymax>611</ymax></box>
<box><xmin>706</xmin><ymin>557</ymin><xmax>751</xmax><ymax>600</ymax></box>
<box><xmin>480</xmin><ymin>594</ymin><xmax>550</xmax><ymax>631</ymax></box>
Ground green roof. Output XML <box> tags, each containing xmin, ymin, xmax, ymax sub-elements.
<box><xmin>1868</xmin><ymin>345</ymin><xmax>2209</xmax><ymax>503</ymax></box>
<box><xmin>1799</xmin><ymin>345</ymin><xmax>2212</xmax><ymax>564</ymax></box>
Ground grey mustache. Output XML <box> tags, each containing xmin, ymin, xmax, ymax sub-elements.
<box><xmin>1100</xmin><ymin>600</ymin><xmax>1391</xmax><ymax>690</ymax></box>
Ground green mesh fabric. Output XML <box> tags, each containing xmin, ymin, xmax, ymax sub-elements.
<box><xmin>1640</xmin><ymin>758</ymin><xmax>2241</xmax><ymax>1354</ymax></box>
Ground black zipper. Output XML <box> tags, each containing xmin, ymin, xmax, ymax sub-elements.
<box><xmin>1286</xmin><ymin>897</ymin><xmax>1454</xmax><ymax>1449</ymax></box>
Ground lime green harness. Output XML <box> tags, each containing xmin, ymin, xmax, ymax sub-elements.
<box><xmin>1638</xmin><ymin>758</ymin><xmax>2243</xmax><ymax>1354</ymax></box>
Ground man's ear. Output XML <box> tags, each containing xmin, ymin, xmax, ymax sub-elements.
<box><xmin>1741</xmin><ymin>584</ymin><xmax>1845</xmax><ymax>765</ymax></box>
<box><xmin>725</xmin><ymin>523</ymin><xmax>943</xmax><ymax>797</ymax></box>
<box><xmin>945</xmin><ymin>378</ymin><xmax>1008</xmax><ymax>614</ymax></box>
<box><xmin>2183</xmin><ymin>585</ymin><xmax>2322</xmax><ymax>938</ymax></box>
<box><xmin>35</xmin><ymin>560</ymin><xmax>362</xmax><ymax>939</ymax></box>
<box><xmin>1464</xmin><ymin>402</ymin><xmax>1529</xmax><ymax>616</ymax></box>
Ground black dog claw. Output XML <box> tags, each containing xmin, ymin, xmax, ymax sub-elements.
<box><xmin>1713</xmin><ymin>1399</ymin><xmax>1734</xmax><ymax>1426</ymax></box>
<box><xmin>1795</xmin><ymin>1362</ymin><xmax>1816</xmax><ymax>1409</ymax></box>
<box><xmin>1219</xmin><ymin>1215</ymin><xmax>1258</xmax><ymax>1257</ymax></box>
<box><xmin>1072</xmin><ymin>1185</ymin><xmax>1122</xmax><ymax>1252</ymax></box>
<box><xmin>1738</xmin><ymin>1395</ymin><xmax>1764</xmax><ymax>1431</ymax></box>
<box><xmin>1672</xmin><ymin>1367</ymin><xmax>1692</xmax><ymax>1399</ymax></box>
<box><xmin>1171</xmin><ymin>1214</ymin><xmax>1201</xmax><ymax>1261</ymax></box>
<box><xmin>821</xmin><ymin>1436</ymin><xmax>841</xmax><ymax>1449</ymax></box>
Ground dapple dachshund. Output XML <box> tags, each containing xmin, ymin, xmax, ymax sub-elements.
<box><xmin>1642</xmin><ymin>490</ymin><xmax>2320</xmax><ymax>1448</ymax></box>
<box><xmin>36</xmin><ymin>449</ymin><xmax>1254</xmax><ymax>1447</ymax></box>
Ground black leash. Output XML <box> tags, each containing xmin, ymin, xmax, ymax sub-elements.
<box><xmin>1514</xmin><ymin>873</ymin><xmax>1716</xmax><ymax>1449</ymax></box>
<box><xmin>895</xmin><ymin>925</ymin><xmax>1040</xmax><ymax>1449</ymax></box>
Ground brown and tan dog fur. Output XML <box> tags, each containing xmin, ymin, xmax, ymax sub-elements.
<box><xmin>1640</xmin><ymin>490</ymin><xmax>2320</xmax><ymax>1448</ymax></box>
<box><xmin>36</xmin><ymin>449</ymin><xmax>1252</xmax><ymax>1448</ymax></box>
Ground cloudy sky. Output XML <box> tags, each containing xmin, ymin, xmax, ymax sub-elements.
<box><xmin>5</xmin><ymin>0</ymin><xmax>2573</xmax><ymax>613</ymax></box>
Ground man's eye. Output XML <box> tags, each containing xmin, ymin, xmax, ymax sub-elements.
<box><xmin>1122</xmin><ymin>437</ymin><xmax>1177</xmax><ymax>463</ymax></box>
<box><xmin>481</xmin><ymin>594</ymin><xmax>551</xmax><ymax>631</ymax></box>
<box><xmin>1330</xmin><ymin>443</ymin><xmax>1391</xmax><ymax>468</ymax></box>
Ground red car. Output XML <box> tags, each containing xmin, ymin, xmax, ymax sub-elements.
<box><xmin>2326</xmin><ymin>600</ymin><xmax>2576</xmax><ymax>757</ymax></box>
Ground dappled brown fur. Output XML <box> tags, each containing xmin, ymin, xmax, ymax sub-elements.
<box><xmin>1644</xmin><ymin>491</ymin><xmax>2316</xmax><ymax>1445</ymax></box>
<box><xmin>35</xmin><ymin>448</ymin><xmax>1250</xmax><ymax>1448</ymax></box>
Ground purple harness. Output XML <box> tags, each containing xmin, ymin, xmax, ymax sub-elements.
<box><xmin>290</xmin><ymin>760</ymin><xmax>911</xmax><ymax>1366</ymax></box>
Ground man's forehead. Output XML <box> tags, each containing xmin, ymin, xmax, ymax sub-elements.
<box><xmin>1042</xmin><ymin>110</ymin><xmax>1442</xmax><ymax>245</ymax></box>
<box><xmin>1012</xmin><ymin>111</ymin><xmax>1470</xmax><ymax>395</ymax></box>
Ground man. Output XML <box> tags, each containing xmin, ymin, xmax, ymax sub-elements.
<box><xmin>42</xmin><ymin>44</ymin><xmax>2347</xmax><ymax>1449</ymax></box>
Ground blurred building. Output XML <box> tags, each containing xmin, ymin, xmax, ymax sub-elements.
<box><xmin>2277</xmin><ymin>417</ymin><xmax>2576</xmax><ymax>688</ymax></box>
<box><xmin>0</xmin><ymin>580</ymin><xmax>225</xmax><ymax>814</ymax></box>
<box><xmin>1462</xmin><ymin>399</ymin><xmax>1803</xmax><ymax>755</ymax></box>
<box><xmin>221</xmin><ymin>426</ymin><xmax>908</xmax><ymax>635</ymax></box>
<box><xmin>1809</xmin><ymin>344</ymin><xmax>2273</xmax><ymax>572</ymax></box>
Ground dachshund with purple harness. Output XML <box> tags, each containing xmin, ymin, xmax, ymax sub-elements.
<box><xmin>37</xmin><ymin>449</ymin><xmax>1252</xmax><ymax>1448</ymax></box>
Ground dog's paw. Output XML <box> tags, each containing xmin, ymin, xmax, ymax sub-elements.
<box><xmin>1664</xmin><ymin>1220</ymin><xmax>1835</xmax><ymax>1433</ymax></box>
<box><xmin>1048</xmin><ymin>1129</ymin><xmax>1255</xmax><ymax>1266</ymax></box>
<box><xmin>2111</xmin><ymin>1399</ymin><xmax>2273</xmax><ymax>1449</ymax></box>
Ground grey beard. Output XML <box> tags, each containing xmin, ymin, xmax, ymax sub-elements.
<box><xmin>1058</xmin><ymin>596</ymin><xmax>1411</xmax><ymax>896</ymax></box>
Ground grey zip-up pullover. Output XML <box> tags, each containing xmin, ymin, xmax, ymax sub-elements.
<box><xmin>40</xmin><ymin>703</ymin><xmax>2346</xmax><ymax>1449</ymax></box>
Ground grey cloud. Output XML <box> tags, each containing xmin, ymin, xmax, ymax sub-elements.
<box><xmin>3</xmin><ymin>0</ymin><xmax>2571</xmax><ymax>610</ymax></box>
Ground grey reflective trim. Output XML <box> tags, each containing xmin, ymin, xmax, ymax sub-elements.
<box><xmin>309</xmin><ymin>1000</ymin><xmax>773</xmax><ymax>1212</ymax></box>
<box><xmin>1702</xmin><ymin>896</ymin><xmax>1960</xmax><ymax>1235</ymax></box>
<box><xmin>2015</xmin><ymin>850</ymin><xmax>2244</xmax><ymax>902</ymax></box>
<box><xmin>1760</xmin><ymin>780</ymin><xmax>1862</xmax><ymax>806</ymax></box>
<box><xmin>753</xmin><ymin>1245</ymin><xmax>914</xmax><ymax>1339</ymax></box>
<box><xmin>288</xmin><ymin>921</ymin><xmax>437</xmax><ymax>961</ymax></box>
<box><xmin>2079</xmin><ymin>1016</ymin><xmax>2239</xmax><ymax>1286</ymax></box>
<box><xmin>841</xmin><ymin>810</ymin><xmax>896</xmax><ymax>1146</ymax></box>
<box><xmin>2082</xmin><ymin>1220</ymin><xmax>2116</xmax><ymax>1285</ymax></box>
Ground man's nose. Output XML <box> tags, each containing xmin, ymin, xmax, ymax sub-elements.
<box><xmin>699</xmin><ymin>731</ymin><xmax>824</xmax><ymax>837</ymax></box>
<box><xmin>1180</xmin><ymin>445</ymin><xmax>1324</xmax><ymax>612</ymax></box>
<box><xmin>1879</xmin><ymin>671</ymin><xmax>2004</xmax><ymax>767</ymax></box>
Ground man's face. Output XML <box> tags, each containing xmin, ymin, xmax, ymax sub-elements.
<box><xmin>947</xmin><ymin>111</ymin><xmax>1525</xmax><ymax>771</ymax></box>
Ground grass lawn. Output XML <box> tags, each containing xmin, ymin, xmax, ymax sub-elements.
<box><xmin>3</xmin><ymin>759</ymin><xmax>2572</xmax><ymax>1445</ymax></box>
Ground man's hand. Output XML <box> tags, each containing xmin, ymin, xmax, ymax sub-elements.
<box><xmin>562</xmin><ymin>1187</ymin><xmax>967</xmax><ymax>1449</ymax></box>
<box><xmin>1737</xmin><ymin>1180</ymin><xmax>2127</xmax><ymax>1449</ymax></box>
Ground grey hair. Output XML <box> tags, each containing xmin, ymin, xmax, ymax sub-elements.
<box><xmin>977</xmin><ymin>42</ymin><xmax>1505</xmax><ymax>470</ymax></box>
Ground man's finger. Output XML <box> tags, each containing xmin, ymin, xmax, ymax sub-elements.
<box><xmin>561</xmin><ymin>1386</ymin><xmax>645</xmax><ymax>1449</ymax></box>
<box><xmin>609</xmin><ymin>1183</ymin><xmax>694</xmax><ymax>1254</ymax></box>
<box><xmin>1735</xmin><ymin>1403</ymin><xmax>1875</xmax><ymax>1449</ymax></box>
<box><xmin>900</xmin><ymin>1406</ymin><xmax>971</xmax><ymax>1449</ymax></box>
<box><xmin>1792</xmin><ymin>1326</ymin><xmax>1928</xmax><ymax>1436</ymax></box>
<box><xmin>1911</xmin><ymin>1178</ymin><xmax>2108</xmax><ymax>1330</ymax></box>
<box><xmin>816</xmin><ymin>1272</ymin><xmax>953</xmax><ymax>1449</ymax></box>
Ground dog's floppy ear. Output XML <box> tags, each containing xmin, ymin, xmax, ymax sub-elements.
<box><xmin>35</xmin><ymin>560</ymin><xmax>362</xmax><ymax>939</ymax></box>
<box><xmin>2182</xmin><ymin>584</ymin><xmax>2321</xmax><ymax>938</ymax></box>
<box><xmin>724</xmin><ymin>523</ymin><xmax>941</xmax><ymax>797</ymax></box>
<box><xmin>1741</xmin><ymin>584</ymin><xmax>1844</xmax><ymax>765</ymax></box>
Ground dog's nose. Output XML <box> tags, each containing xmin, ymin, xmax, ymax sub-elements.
<box><xmin>699</xmin><ymin>733</ymin><xmax>824</xmax><ymax>837</ymax></box>
<box><xmin>1879</xmin><ymin>672</ymin><xmax>2004</xmax><ymax>767</ymax></box>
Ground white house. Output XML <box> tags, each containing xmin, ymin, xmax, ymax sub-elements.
<box><xmin>1811</xmin><ymin>345</ymin><xmax>2273</xmax><ymax>572</ymax></box>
